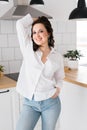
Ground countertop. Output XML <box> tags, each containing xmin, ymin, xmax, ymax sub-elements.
<box><xmin>64</xmin><ymin>66</ymin><xmax>87</xmax><ymax>87</ymax></box>
<box><xmin>0</xmin><ymin>76</ymin><xmax>16</xmax><ymax>89</ymax></box>
<box><xmin>0</xmin><ymin>66</ymin><xmax>87</xmax><ymax>89</ymax></box>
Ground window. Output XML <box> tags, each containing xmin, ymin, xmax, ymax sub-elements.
<box><xmin>77</xmin><ymin>21</ymin><xmax>87</xmax><ymax>66</ymax></box>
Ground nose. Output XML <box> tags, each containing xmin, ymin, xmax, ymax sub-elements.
<box><xmin>36</xmin><ymin>32</ymin><xmax>40</xmax><ymax>37</ymax></box>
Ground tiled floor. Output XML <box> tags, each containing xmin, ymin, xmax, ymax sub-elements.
<box><xmin>35</xmin><ymin>81</ymin><xmax>87</xmax><ymax>130</ymax></box>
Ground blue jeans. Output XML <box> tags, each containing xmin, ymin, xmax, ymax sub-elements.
<box><xmin>16</xmin><ymin>96</ymin><xmax>61</xmax><ymax>130</ymax></box>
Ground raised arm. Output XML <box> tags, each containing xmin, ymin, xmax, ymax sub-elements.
<box><xmin>16</xmin><ymin>14</ymin><xmax>33</xmax><ymax>54</ymax></box>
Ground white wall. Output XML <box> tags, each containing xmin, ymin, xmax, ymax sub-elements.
<box><xmin>0</xmin><ymin>0</ymin><xmax>76</xmax><ymax>74</ymax></box>
<box><xmin>0</xmin><ymin>20</ymin><xmax>22</xmax><ymax>74</ymax></box>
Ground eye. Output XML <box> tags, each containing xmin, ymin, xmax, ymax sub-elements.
<box><xmin>32</xmin><ymin>31</ymin><xmax>36</xmax><ymax>34</ymax></box>
<box><xmin>39</xmin><ymin>30</ymin><xmax>44</xmax><ymax>33</ymax></box>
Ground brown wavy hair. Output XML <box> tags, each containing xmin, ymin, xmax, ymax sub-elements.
<box><xmin>31</xmin><ymin>16</ymin><xmax>55</xmax><ymax>51</ymax></box>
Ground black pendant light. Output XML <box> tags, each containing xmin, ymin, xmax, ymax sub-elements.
<box><xmin>0</xmin><ymin>0</ymin><xmax>8</xmax><ymax>1</ymax></box>
<box><xmin>69</xmin><ymin>0</ymin><xmax>87</xmax><ymax>19</ymax></box>
<box><xmin>30</xmin><ymin>0</ymin><xmax>44</xmax><ymax>5</ymax></box>
<box><xmin>0</xmin><ymin>0</ymin><xmax>9</xmax><ymax>4</ymax></box>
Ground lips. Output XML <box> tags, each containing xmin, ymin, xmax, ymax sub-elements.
<box><xmin>36</xmin><ymin>37</ymin><xmax>42</xmax><ymax>42</ymax></box>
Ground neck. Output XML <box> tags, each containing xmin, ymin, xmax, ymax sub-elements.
<box><xmin>40</xmin><ymin>45</ymin><xmax>51</xmax><ymax>53</ymax></box>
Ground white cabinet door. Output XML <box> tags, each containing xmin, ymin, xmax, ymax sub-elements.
<box><xmin>12</xmin><ymin>88</ymin><xmax>20</xmax><ymax>130</ymax></box>
<box><xmin>0</xmin><ymin>87</ymin><xmax>20</xmax><ymax>130</ymax></box>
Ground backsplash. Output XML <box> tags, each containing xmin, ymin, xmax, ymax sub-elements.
<box><xmin>0</xmin><ymin>20</ymin><xmax>76</xmax><ymax>74</ymax></box>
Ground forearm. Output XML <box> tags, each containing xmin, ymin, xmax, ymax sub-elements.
<box><xmin>51</xmin><ymin>87</ymin><xmax>61</xmax><ymax>98</ymax></box>
<box><xmin>16</xmin><ymin>14</ymin><xmax>33</xmax><ymax>53</ymax></box>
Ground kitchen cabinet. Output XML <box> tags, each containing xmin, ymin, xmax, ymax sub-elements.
<box><xmin>59</xmin><ymin>81</ymin><xmax>87</xmax><ymax>130</ymax></box>
<box><xmin>0</xmin><ymin>87</ymin><xmax>20</xmax><ymax>130</ymax></box>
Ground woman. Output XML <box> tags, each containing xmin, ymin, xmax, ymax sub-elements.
<box><xmin>16</xmin><ymin>14</ymin><xmax>65</xmax><ymax>130</ymax></box>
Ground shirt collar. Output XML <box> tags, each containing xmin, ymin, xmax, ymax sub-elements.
<box><xmin>36</xmin><ymin>47</ymin><xmax>56</xmax><ymax>57</ymax></box>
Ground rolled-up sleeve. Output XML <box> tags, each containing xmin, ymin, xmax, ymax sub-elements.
<box><xmin>54</xmin><ymin>55</ymin><xmax>65</xmax><ymax>88</ymax></box>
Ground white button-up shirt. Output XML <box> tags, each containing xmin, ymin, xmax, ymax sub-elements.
<box><xmin>16</xmin><ymin>14</ymin><xmax>65</xmax><ymax>101</ymax></box>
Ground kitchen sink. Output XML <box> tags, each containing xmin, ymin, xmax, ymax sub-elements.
<box><xmin>5</xmin><ymin>73</ymin><xmax>19</xmax><ymax>81</ymax></box>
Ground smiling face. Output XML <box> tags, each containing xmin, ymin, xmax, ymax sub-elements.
<box><xmin>32</xmin><ymin>23</ymin><xmax>50</xmax><ymax>47</ymax></box>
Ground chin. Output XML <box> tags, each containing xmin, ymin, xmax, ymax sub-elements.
<box><xmin>36</xmin><ymin>42</ymin><xmax>43</xmax><ymax>46</ymax></box>
<box><xmin>35</xmin><ymin>43</ymin><xmax>41</xmax><ymax>46</ymax></box>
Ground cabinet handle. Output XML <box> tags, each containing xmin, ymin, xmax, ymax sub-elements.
<box><xmin>0</xmin><ymin>89</ymin><xmax>10</xmax><ymax>94</ymax></box>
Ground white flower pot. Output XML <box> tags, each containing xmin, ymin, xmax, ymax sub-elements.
<box><xmin>68</xmin><ymin>60</ymin><xmax>79</xmax><ymax>69</ymax></box>
<box><xmin>63</xmin><ymin>58</ymin><xmax>68</xmax><ymax>67</ymax></box>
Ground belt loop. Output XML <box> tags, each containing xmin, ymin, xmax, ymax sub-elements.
<box><xmin>32</xmin><ymin>94</ymin><xmax>34</xmax><ymax>100</ymax></box>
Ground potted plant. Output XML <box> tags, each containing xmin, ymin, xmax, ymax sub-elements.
<box><xmin>0</xmin><ymin>65</ymin><xmax>5</xmax><ymax>77</ymax></box>
<box><xmin>63</xmin><ymin>50</ymin><xmax>82</xmax><ymax>69</ymax></box>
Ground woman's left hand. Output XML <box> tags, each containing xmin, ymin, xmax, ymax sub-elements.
<box><xmin>51</xmin><ymin>87</ymin><xmax>60</xmax><ymax>98</ymax></box>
